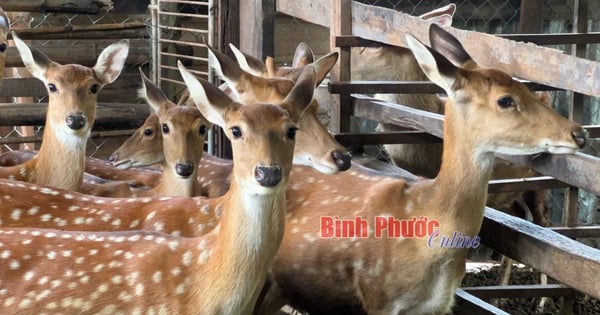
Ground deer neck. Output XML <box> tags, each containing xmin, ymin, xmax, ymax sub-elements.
<box><xmin>431</xmin><ymin>101</ymin><xmax>494</xmax><ymax>236</ymax></box>
<box><xmin>149</xmin><ymin>165</ymin><xmax>199</xmax><ymax>197</ymax></box>
<box><xmin>202</xmin><ymin>175</ymin><xmax>286</xmax><ymax>311</ymax></box>
<box><xmin>33</xmin><ymin>121</ymin><xmax>88</xmax><ymax>191</ymax></box>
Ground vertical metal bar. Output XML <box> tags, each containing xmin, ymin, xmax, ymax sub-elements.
<box><xmin>149</xmin><ymin>0</ymin><xmax>160</xmax><ymax>84</ymax></box>
<box><xmin>207</xmin><ymin>0</ymin><xmax>215</xmax><ymax>155</ymax></box>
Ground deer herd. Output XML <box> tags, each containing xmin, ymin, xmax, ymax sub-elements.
<box><xmin>0</xmin><ymin>4</ymin><xmax>590</xmax><ymax>315</ymax></box>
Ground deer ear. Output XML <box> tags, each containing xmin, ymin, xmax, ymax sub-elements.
<box><xmin>419</xmin><ymin>3</ymin><xmax>456</xmax><ymax>23</ymax></box>
<box><xmin>229</xmin><ymin>43</ymin><xmax>267</xmax><ymax>77</ymax></box>
<box><xmin>12</xmin><ymin>32</ymin><xmax>52</xmax><ymax>81</ymax></box>
<box><xmin>93</xmin><ymin>39</ymin><xmax>129</xmax><ymax>84</ymax></box>
<box><xmin>281</xmin><ymin>66</ymin><xmax>315</xmax><ymax>122</ymax></box>
<box><xmin>178</xmin><ymin>60</ymin><xmax>240</xmax><ymax>128</ymax></box>
<box><xmin>138</xmin><ymin>68</ymin><xmax>172</xmax><ymax>114</ymax></box>
<box><xmin>405</xmin><ymin>32</ymin><xmax>457</xmax><ymax>95</ymax></box>
<box><xmin>0</xmin><ymin>8</ymin><xmax>9</xmax><ymax>34</ymax></box>
<box><xmin>292</xmin><ymin>42</ymin><xmax>315</xmax><ymax>68</ymax></box>
<box><xmin>428</xmin><ymin>24</ymin><xmax>475</xmax><ymax>69</ymax></box>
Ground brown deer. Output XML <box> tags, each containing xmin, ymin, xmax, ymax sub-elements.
<box><xmin>0</xmin><ymin>61</ymin><xmax>313</xmax><ymax>314</ymax></box>
<box><xmin>80</xmin><ymin>69</ymin><xmax>210</xmax><ymax>197</ymax></box>
<box><xmin>0</xmin><ymin>33</ymin><xmax>129</xmax><ymax>191</ymax></box>
<box><xmin>257</xmin><ymin>24</ymin><xmax>588</xmax><ymax>315</ymax></box>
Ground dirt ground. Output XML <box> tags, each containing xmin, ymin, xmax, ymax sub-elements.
<box><xmin>462</xmin><ymin>264</ymin><xmax>600</xmax><ymax>314</ymax></box>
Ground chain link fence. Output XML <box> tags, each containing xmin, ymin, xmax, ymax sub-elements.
<box><xmin>274</xmin><ymin>0</ymin><xmax>600</xmax><ymax>226</ymax></box>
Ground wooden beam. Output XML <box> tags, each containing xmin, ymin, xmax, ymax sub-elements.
<box><xmin>518</xmin><ymin>0</ymin><xmax>544</xmax><ymax>34</ymax></box>
<box><xmin>551</xmin><ymin>226</ymin><xmax>600</xmax><ymax>239</ymax></box>
<box><xmin>462</xmin><ymin>284</ymin><xmax>578</xmax><ymax>299</ymax></box>
<box><xmin>0</xmin><ymin>0</ymin><xmax>112</xmax><ymax>14</ymax></box>
<box><xmin>9</xmin><ymin>22</ymin><xmax>148</xmax><ymax>40</ymax></box>
<box><xmin>0</xmin><ymin>103</ymin><xmax>150</xmax><ymax>129</ymax></box>
<box><xmin>276</xmin><ymin>0</ymin><xmax>331</xmax><ymax>28</ymax></box>
<box><xmin>239</xmin><ymin>0</ymin><xmax>274</xmax><ymax>61</ymax></box>
<box><xmin>329</xmin><ymin>81</ymin><xmax>558</xmax><ymax>95</ymax></box>
<box><xmin>454</xmin><ymin>289</ymin><xmax>510</xmax><ymax>315</ymax></box>
<box><xmin>488</xmin><ymin>176</ymin><xmax>567</xmax><ymax>193</ymax></box>
<box><xmin>279</xmin><ymin>0</ymin><xmax>600</xmax><ymax>97</ymax></box>
<box><xmin>480</xmin><ymin>208</ymin><xmax>600</xmax><ymax>299</ymax></box>
<box><xmin>335</xmin><ymin>131</ymin><xmax>441</xmax><ymax>146</ymax></box>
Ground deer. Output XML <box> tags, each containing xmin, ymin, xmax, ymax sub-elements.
<box><xmin>352</xmin><ymin>4</ymin><xmax>551</xmax><ymax>238</ymax></box>
<box><xmin>0</xmin><ymin>7</ymin><xmax>8</xmax><ymax>79</ymax></box>
<box><xmin>253</xmin><ymin>24</ymin><xmax>588</xmax><ymax>315</ymax></box>
<box><xmin>108</xmin><ymin>43</ymin><xmax>349</xmax><ymax>197</ymax></box>
<box><xmin>0</xmin><ymin>61</ymin><xmax>313</xmax><ymax>314</ymax></box>
<box><xmin>79</xmin><ymin>69</ymin><xmax>210</xmax><ymax>197</ymax></box>
<box><xmin>0</xmin><ymin>32</ymin><xmax>129</xmax><ymax>191</ymax></box>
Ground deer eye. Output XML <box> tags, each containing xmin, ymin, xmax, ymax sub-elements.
<box><xmin>497</xmin><ymin>96</ymin><xmax>514</xmax><ymax>108</ymax></box>
<box><xmin>162</xmin><ymin>123</ymin><xmax>170</xmax><ymax>134</ymax></box>
<box><xmin>90</xmin><ymin>84</ymin><xmax>100</xmax><ymax>94</ymax></box>
<box><xmin>231</xmin><ymin>126</ymin><xmax>242</xmax><ymax>139</ymax></box>
<box><xmin>199</xmin><ymin>125</ymin><xmax>207</xmax><ymax>135</ymax></box>
<box><xmin>48</xmin><ymin>83</ymin><xmax>57</xmax><ymax>93</ymax></box>
<box><xmin>143</xmin><ymin>128</ymin><xmax>153</xmax><ymax>136</ymax></box>
<box><xmin>287</xmin><ymin>127</ymin><xmax>298</xmax><ymax>140</ymax></box>
<box><xmin>0</xmin><ymin>43</ymin><xmax>6</xmax><ymax>53</ymax></box>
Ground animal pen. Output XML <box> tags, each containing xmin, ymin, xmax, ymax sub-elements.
<box><xmin>0</xmin><ymin>0</ymin><xmax>599</xmax><ymax>314</ymax></box>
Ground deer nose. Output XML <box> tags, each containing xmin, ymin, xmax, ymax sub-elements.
<box><xmin>572</xmin><ymin>130</ymin><xmax>589</xmax><ymax>149</ymax></box>
<box><xmin>255</xmin><ymin>165</ymin><xmax>282</xmax><ymax>187</ymax></box>
<box><xmin>65</xmin><ymin>112</ymin><xmax>87</xmax><ymax>130</ymax></box>
<box><xmin>332</xmin><ymin>151</ymin><xmax>351</xmax><ymax>171</ymax></box>
<box><xmin>175</xmin><ymin>162</ymin><xmax>195</xmax><ymax>177</ymax></box>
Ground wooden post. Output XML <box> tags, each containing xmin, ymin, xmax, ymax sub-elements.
<box><xmin>518</xmin><ymin>0</ymin><xmax>543</xmax><ymax>33</ymax></box>
<box><xmin>329</xmin><ymin>0</ymin><xmax>351</xmax><ymax>134</ymax></box>
<box><xmin>564</xmin><ymin>0</ymin><xmax>587</xmax><ymax>228</ymax></box>
<box><xmin>239</xmin><ymin>0</ymin><xmax>274</xmax><ymax>61</ymax></box>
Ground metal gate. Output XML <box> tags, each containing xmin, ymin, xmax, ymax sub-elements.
<box><xmin>149</xmin><ymin>0</ymin><xmax>216</xmax><ymax>153</ymax></box>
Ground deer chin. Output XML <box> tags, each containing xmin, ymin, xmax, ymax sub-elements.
<box><xmin>240</xmin><ymin>178</ymin><xmax>287</xmax><ymax>196</ymax></box>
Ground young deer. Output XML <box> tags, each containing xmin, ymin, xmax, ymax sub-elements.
<box><xmin>260</xmin><ymin>24</ymin><xmax>588</xmax><ymax>314</ymax></box>
<box><xmin>80</xmin><ymin>70</ymin><xmax>210</xmax><ymax>197</ymax></box>
<box><xmin>0</xmin><ymin>33</ymin><xmax>129</xmax><ymax>191</ymax></box>
<box><xmin>109</xmin><ymin>44</ymin><xmax>349</xmax><ymax>197</ymax></box>
<box><xmin>0</xmin><ymin>61</ymin><xmax>312</xmax><ymax>314</ymax></box>
<box><xmin>0</xmin><ymin>7</ymin><xmax>8</xmax><ymax>78</ymax></box>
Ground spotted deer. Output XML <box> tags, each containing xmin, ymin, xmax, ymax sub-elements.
<box><xmin>255</xmin><ymin>24</ymin><xmax>588</xmax><ymax>315</ymax></box>
<box><xmin>109</xmin><ymin>44</ymin><xmax>349</xmax><ymax>197</ymax></box>
<box><xmin>0</xmin><ymin>61</ymin><xmax>313</xmax><ymax>314</ymax></box>
<box><xmin>0</xmin><ymin>33</ymin><xmax>129</xmax><ymax>191</ymax></box>
<box><xmin>0</xmin><ymin>63</ymin><xmax>316</xmax><ymax>239</ymax></box>
<box><xmin>352</xmin><ymin>4</ymin><xmax>551</xmax><ymax>229</ymax></box>
<box><xmin>80</xmin><ymin>69</ymin><xmax>210</xmax><ymax>197</ymax></box>
<box><xmin>0</xmin><ymin>7</ymin><xmax>8</xmax><ymax>78</ymax></box>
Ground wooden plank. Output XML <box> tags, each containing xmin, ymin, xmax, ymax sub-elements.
<box><xmin>488</xmin><ymin>176</ymin><xmax>567</xmax><ymax>193</ymax></box>
<box><xmin>4</xmin><ymin>42</ymin><xmax>149</xmax><ymax>68</ymax></box>
<box><xmin>0</xmin><ymin>102</ymin><xmax>150</xmax><ymax>129</ymax></box>
<box><xmin>329</xmin><ymin>81</ymin><xmax>558</xmax><ymax>95</ymax></box>
<box><xmin>276</xmin><ymin>0</ymin><xmax>331</xmax><ymax>28</ymax></box>
<box><xmin>518</xmin><ymin>0</ymin><xmax>543</xmax><ymax>34</ymax></box>
<box><xmin>337</xmin><ymin>33</ymin><xmax>600</xmax><ymax>48</ymax></box>
<box><xmin>480</xmin><ymin>208</ymin><xmax>600</xmax><ymax>299</ymax></box>
<box><xmin>0</xmin><ymin>0</ymin><xmax>111</xmax><ymax>14</ymax></box>
<box><xmin>498</xmin><ymin>153</ymin><xmax>600</xmax><ymax>196</ymax></box>
<box><xmin>462</xmin><ymin>284</ymin><xmax>577</xmax><ymax>299</ymax></box>
<box><xmin>454</xmin><ymin>289</ymin><xmax>510</xmax><ymax>315</ymax></box>
<box><xmin>335</xmin><ymin>131</ymin><xmax>441</xmax><ymax>146</ymax></box>
<box><xmin>352</xmin><ymin>94</ymin><xmax>444</xmax><ymax>138</ymax></box>
<box><xmin>551</xmin><ymin>226</ymin><xmax>600</xmax><ymax>239</ymax></box>
<box><xmin>279</xmin><ymin>0</ymin><xmax>600</xmax><ymax>97</ymax></box>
